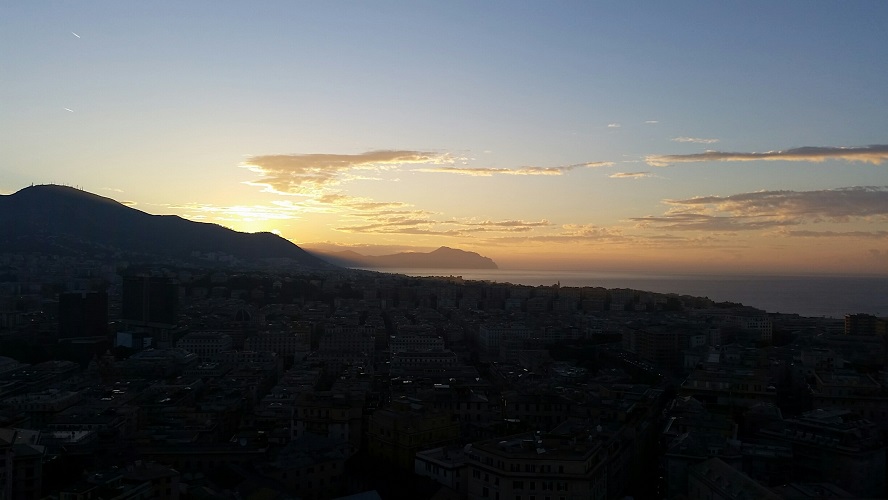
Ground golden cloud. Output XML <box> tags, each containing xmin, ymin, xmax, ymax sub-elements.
<box><xmin>416</xmin><ymin>161</ymin><xmax>612</xmax><ymax>177</ymax></box>
<box><xmin>609</xmin><ymin>172</ymin><xmax>652</xmax><ymax>179</ymax></box>
<box><xmin>242</xmin><ymin>150</ymin><xmax>451</xmax><ymax>195</ymax></box>
<box><xmin>646</xmin><ymin>145</ymin><xmax>888</xmax><ymax>167</ymax></box>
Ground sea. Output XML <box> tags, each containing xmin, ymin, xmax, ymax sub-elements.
<box><xmin>360</xmin><ymin>268</ymin><xmax>887</xmax><ymax>319</ymax></box>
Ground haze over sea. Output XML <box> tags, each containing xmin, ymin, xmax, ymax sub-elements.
<box><xmin>366</xmin><ymin>268</ymin><xmax>887</xmax><ymax>319</ymax></box>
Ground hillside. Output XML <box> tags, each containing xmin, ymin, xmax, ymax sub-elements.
<box><xmin>0</xmin><ymin>185</ymin><xmax>332</xmax><ymax>268</ymax></box>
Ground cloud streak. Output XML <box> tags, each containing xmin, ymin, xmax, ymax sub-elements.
<box><xmin>784</xmin><ymin>230</ymin><xmax>888</xmax><ymax>239</ymax></box>
<box><xmin>646</xmin><ymin>145</ymin><xmax>888</xmax><ymax>166</ymax></box>
<box><xmin>242</xmin><ymin>150</ymin><xmax>451</xmax><ymax>195</ymax></box>
<box><xmin>667</xmin><ymin>186</ymin><xmax>888</xmax><ymax>220</ymax></box>
<box><xmin>631</xmin><ymin>186</ymin><xmax>888</xmax><ymax>231</ymax></box>
<box><xmin>481</xmin><ymin>224</ymin><xmax>628</xmax><ymax>245</ymax></box>
<box><xmin>609</xmin><ymin>172</ymin><xmax>652</xmax><ymax>179</ymax></box>
<box><xmin>671</xmin><ymin>137</ymin><xmax>719</xmax><ymax>144</ymax></box>
<box><xmin>336</xmin><ymin>216</ymin><xmax>553</xmax><ymax>237</ymax></box>
<box><xmin>631</xmin><ymin>213</ymin><xmax>793</xmax><ymax>231</ymax></box>
<box><xmin>416</xmin><ymin>162</ymin><xmax>612</xmax><ymax>177</ymax></box>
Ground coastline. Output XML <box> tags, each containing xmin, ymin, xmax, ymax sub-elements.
<box><xmin>357</xmin><ymin>267</ymin><xmax>888</xmax><ymax>319</ymax></box>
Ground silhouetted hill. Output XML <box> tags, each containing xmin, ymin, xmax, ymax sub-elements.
<box><xmin>315</xmin><ymin>246</ymin><xmax>498</xmax><ymax>269</ymax></box>
<box><xmin>0</xmin><ymin>185</ymin><xmax>332</xmax><ymax>267</ymax></box>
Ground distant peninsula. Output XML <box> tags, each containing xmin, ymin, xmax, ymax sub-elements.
<box><xmin>314</xmin><ymin>246</ymin><xmax>499</xmax><ymax>269</ymax></box>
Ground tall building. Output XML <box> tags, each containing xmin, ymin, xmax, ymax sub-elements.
<box><xmin>844</xmin><ymin>313</ymin><xmax>887</xmax><ymax>336</ymax></box>
<box><xmin>58</xmin><ymin>290</ymin><xmax>108</xmax><ymax>339</ymax></box>
<box><xmin>121</xmin><ymin>276</ymin><xmax>178</xmax><ymax>346</ymax></box>
<box><xmin>121</xmin><ymin>276</ymin><xmax>178</xmax><ymax>327</ymax></box>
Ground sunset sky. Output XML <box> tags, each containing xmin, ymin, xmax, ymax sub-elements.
<box><xmin>2</xmin><ymin>2</ymin><xmax>888</xmax><ymax>275</ymax></box>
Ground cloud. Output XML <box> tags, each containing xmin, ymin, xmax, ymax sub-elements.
<box><xmin>631</xmin><ymin>213</ymin><xmax>793</xmax><ymax>231</ymax></box>
<box><xmin>336</xmin><ymin>216</ymin><xmax>553</xmax><ymax>237</ymax></box>
<box><xmin>609</xmin><ymin>172</ymin><xmax>652</xmax><ymax>179</ymax></box>
<box><xmin>671</xmin><ymin>137</ymin><xmax>719</xmax><ymax>144</ymax></box>
<box><xmin>666</xmin><ymin>186</ymin><xmax>888</xmax><ymax>220</ymax></box>
<box><xmin>645</xmin><ymin>120</ymin><xmax>659</xmax><ymax>124</ymax></box>
<box><xmin>334</xmin><ymin>222</ymin><xmax>465</xmax><ymax>236</ymax></box>
<box><xmin>175</xmin><ymin>203</ymin><xmax>304</xmax><ymax>222</ymax></box>
<box><xmin>607</xmin><ymin>123</ymin><xmax>621</xmax><ymax>128</ymax></box>
<box><xmin>783</xmin><ymin>230</ymin><xmax>888</xmax><ymax>239</ymax></box>
<box><xmin>460</xmin><ymin>219</ymin><xmax>551</xmax><ymax>228</ymax></box>
<box><xmin>241</xmin><ymin>150</ymin><xmax>451</xmax><ymax>195</ymax></box>
<box><xmin>646</xmin><ymin>144</ymin><xmax>888</xmax><ymax>167</ymax></box>
<box><xmin>416</xmin><ymin>162</ymin><xmax>612</xmax><ymax>177</ymax></box>
<box><xmin>482</xmin><ymin>224</ymin><xmax>628</xmax><ymax>245</ymax></box>
<box><xmin>631</xmin><ymin>186</ymin><xmax>888</xmax><ymax>231</ymax></box>
<box><xmin>315</xmin><ymin>193</ymin><xmax>410</xmax><ymax>211</ymax></box>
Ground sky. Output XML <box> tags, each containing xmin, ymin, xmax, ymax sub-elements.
<box><xmin>2</xmin><ymin>1</ymin><xmax>888</xmax><ymax>275</ymax></box>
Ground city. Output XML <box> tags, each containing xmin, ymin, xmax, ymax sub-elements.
<box><xmin>2</xmin><ymin>249</ymin><xmax>886</xmax><ymax>499</ymax></box>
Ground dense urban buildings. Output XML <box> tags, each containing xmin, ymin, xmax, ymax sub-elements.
<box><xmin>1</xmin><ymin>252</ymin><xmax>886</xmax><ymax>498</ymax></box>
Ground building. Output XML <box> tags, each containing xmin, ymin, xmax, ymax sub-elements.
<box><xmin>121</xmin><ymin>276</ymin><xmax>179</xmax><ymax>346</ymax></box>
<box><xmin>58</xmin><ymin>291</ymin><xmax>107</xmax><ymax>340</ymax></box>
<box><xmin>623</xmin><ymin>324</ymin><xmax>693</xmax><ymax>371</ymax></box>
<box><xmin>844</xmin><ymin>313</ymin><xmax>887</xmax><ymax>336</ymax></box>
<box><xmin>464</xmin><ymin>431</ymin><xmax>609</xmax><ymax>500</ymax></box>
<box><xmin>316</xmin><ymin>325</ymin><xmax>375</xmax><ymax>369</ymax></box>
<box><xmin>680</xmin><ymin>366</ymin><xmax>775</xmax><ymax>408</ymax></box>
<box><xmin>729</xmin><ymin>311</ymin><xmax>773</xmax><ymax>343</ymax></box>
<box><xmin>756</xmin><ymin>408</ymin><xmax>886</xmax><ymax>498</ymax></box>
<box><xmin>687</xmin><ymin>457</ymin><xmax>780</xmax><ymax>500</ymax></box>
<box><xmin>4</xmin><ymin>390</ymin><xmax>82</xmax><ymax>427</ymax></box>
<box><xmin>175</xmin><ymin>332</ymin><xmax>233</xmax><ymax>359</ymax></box>
<box><xmin>121</xmin><ymin>276</ymin><xmax>178</xmax><ymax>326</ymax></box>
<box><xmin>414</xmin><ymin>446</ymin><xmax>468</xmax><ymax>497</ymax></box>
<box><xmin>0</xmin><ymin>428</ymin><xmax>44</xmax><ymax>500</ymax></box>
<box><xmin>478</xmin><ymin>323</ymin><xmax>534</xmax><ymax>358</ymax></box>
<box><xmin>256</xmin><ymin>432</ymin><xmax>347</xmax><ymax>500</ymax></box>
<box><xmin>245</xmin><ymin>330</ymin><xmax>310</xmax><ymax>360</ymax></box>
<box><xmin>367</xmin><ymin>397</ymin><xmax>459</xmax><ymax>469</ymax></box>
<box><xmin>293</xmin><ymin>391</ymin><xmax>364</xmax><ymax>456</ymax></box>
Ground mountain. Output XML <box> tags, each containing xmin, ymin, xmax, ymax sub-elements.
<box><xmin>314</xmin><ymin>246</ymin><xmax>498</xmax><ymax>269</ymax></box>
<box><xmin>0</xmin><ymin>184</ymin><xmax>332</xmax><ymax>268</ymax></box>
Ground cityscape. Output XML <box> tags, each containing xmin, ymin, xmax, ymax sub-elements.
<box><xmin>3</xmin><ymin>2</ymin><xmax>888</xmax><ymax>499</ymax></box>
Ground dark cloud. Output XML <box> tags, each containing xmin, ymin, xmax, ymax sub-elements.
<box><xmin>666</xmin><ymin>186</ymin><xmax>888</xmax><ymax>220</ymax></box>
<box><xmin>631</xmin><ymin>186</ymin><xmax>888</xmax><ymax>231</ymax></box>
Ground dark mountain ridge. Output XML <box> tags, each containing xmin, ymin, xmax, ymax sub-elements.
<box><xmin>314</xmin><ymin>246</ymin><xmax>498</xmax><ymax>269</ymax></box>
<box><xmin>0</xmin><ymin>184</ymin><xmax>331</xmax><ymax>267</ymax></box>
